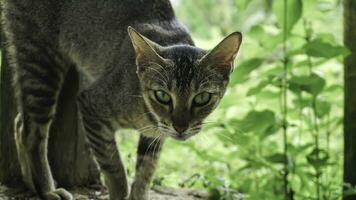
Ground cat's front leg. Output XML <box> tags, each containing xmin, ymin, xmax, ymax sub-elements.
<box><xmin>130</xmin><ymin>135</ymin><xmax>164</xmax><ymax>200</ymax></box>
<box><xmin>82</xmin><ymin>117</ymin><xmax>129</xmax><ymax>200</ymax></box>
<box><xmin>78</xmin><ymin>94</ymin><xmax>129</xmax><ymax>200</ymax></box>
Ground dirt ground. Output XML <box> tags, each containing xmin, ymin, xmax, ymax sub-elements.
<box><xmin>0</xmin><ymin>184</ymin><xmax>210</xmax><ymax>200</ymax></box>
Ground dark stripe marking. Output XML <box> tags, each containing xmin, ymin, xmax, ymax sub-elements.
<box><xmin>33</xmin><ymin>115</ymin><xmax>53</xmax><ymax>124</ymax></box>
<box><xmin>137</xmin><ymin>136</ymin><xmax>162</xmax><ymax>156</ymax></box>
<box><xmin>23</xmin><ymin>87</ymin><xmax>55</xmax><ymax>99</ymax></box>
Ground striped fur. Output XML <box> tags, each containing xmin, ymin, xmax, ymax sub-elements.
<box><xmin>131</xmin><ymin>136</ymin><xmax>164</xmax><ymax>200</ymax></box>
<box><xmin>1</xmin><ymin>0</ymin><xmax>241</xmax><ymax>199</ymax></box>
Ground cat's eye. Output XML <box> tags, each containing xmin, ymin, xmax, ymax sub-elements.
<box><xmin>193</xmin><ymin>92</ymin><xmax>212</xmax><ymax>106</ymax></box>
<box><xmin>154</xmin><ymin>90</ymin><xmax>171</xmax><ymax>105</ymax></box>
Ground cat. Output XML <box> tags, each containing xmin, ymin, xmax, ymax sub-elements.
<box><xmin>1</xmin><ymin>0</ymin><xmax>242</xmax><ymax>199</ymax></box>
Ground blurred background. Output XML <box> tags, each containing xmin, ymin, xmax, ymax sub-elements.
<box><xmin>0</xmin><ymin>0</ymin><xmax>348</xmax><ymax>200</ymax></box>
<box><xmin>116</xmin><ymin>0</ymin><xmax>349</xmax><ymax>199</ymax></box>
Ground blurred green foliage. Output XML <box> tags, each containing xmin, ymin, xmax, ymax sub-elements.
<box><xmin>118</xmin><ymin>0</ymin><xmax>346</xmax><ymax>199</ymax></box>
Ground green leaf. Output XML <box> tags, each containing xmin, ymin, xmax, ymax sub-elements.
<box><xmin>265</xmin><ymin>153</ymin><xmax>286</xmax><ymax>164</ymax></box>
<box><xmin>247</xmin><ymin>79</ymin><xmax>271</xmax><ymax>96</ymax></box>
<box><xmin>208</xmin><ymin>188</ymin><xmax>222</xmax><ymax>200</ymax></box>
<box><xmin>315</xmin><ymin>33</ymin><xmax>338</xmax><ymax>45</ymax></box>
<box><xmin>315</xmin><ymin>99</ymin><xmax>331</xmax><ymax>118</ymax></box>
<box><xmin>303</xmin><ymin>39</ymin><xmax>350</xmax><ymax>58</ymax></box>
<box><xmin>292</xmin><ymin>97</ymin><xmax>331</xmax><ymax>118</ymax></box>
<box><xmin>231</xmin><ymin>58</ymin><xmax>264</xmax><ymax>85</ymax></box>
<box><xmin>248</xmin><ymin>26</ymin><xmax>283</xmax><ymax>50</ymax></box>
<box><xmin>233</xmin><ymin>110</ymin><xmax>279</xmax><ymax>138</ymax></box>
<box><xmin>306</xmin><ymin>148</ymin><xmax>329</xmax><ymax>169</ymax></box>
<box><xmin>255</xmin><ymin>90</ymin><xmax>281</xmax><ymax>101</ymax></box>
<box><xmin>343</xmin><ymin>183</ymin><xmax>356</xmax><ymax>197</ymax></box>
<box><xmin>289</xmin><ymin>73</ymin><xmax>326</xmax><ymax>96</ymax></box>
<box><xmin>287</xmin><ymin>143</ymin><xmax>313</xmax><ymax>156</ymax></box>
<box><xmin>249</xmin><ymin>25</ymin><xmax>265</xmax><ymax>39</ymax></box>
<box><xmin>235</xmin><ymin>0</ymin><xmax>252</xmax><ymax>10</ymax></box>
<box><xmin>292</xmin><ymin>96</ymin><xmax>312</xmax><ymax>109</ymax></box>
<box><xmin>325</xmin><ymin>84</ymin><xmax>343</xmax><ymax>93</ymax></box>
<box><xmin>273</xmin><ymin>0</ymin><xmax>303</xmax><ymax>33</ymax></box>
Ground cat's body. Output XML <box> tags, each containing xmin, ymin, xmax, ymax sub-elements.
<box><xmin>1</xmin><ymin>0</ymin><xmax>241</xmax><ymax>199</ymax></box>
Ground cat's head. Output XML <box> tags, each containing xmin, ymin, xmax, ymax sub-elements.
<box><xmin>128</xmin><ymin>27</ymin><xmax>242</xmax><ymax>141</ymax></box>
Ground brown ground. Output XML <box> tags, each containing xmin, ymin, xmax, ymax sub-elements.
<box><xmin>0</xmin><ymin>184</ymin><xmax>210</xmax><ymax>200</ymax></box>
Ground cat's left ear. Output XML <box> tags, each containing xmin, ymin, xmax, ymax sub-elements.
<box><xmin>127</xmin><ymin>26</ymin><xmax>166</xmax><ymax>71</ymax></box>
<box><xmin>200</xmin><ymin>32</ymin><xmax>242</xmax><ymax>77</ymax></box>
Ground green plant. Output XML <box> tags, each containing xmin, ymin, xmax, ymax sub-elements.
<box><xmin>118</xmin><ymin>0</ymin><xmax>347</xmax><ymax>199</ymax></box>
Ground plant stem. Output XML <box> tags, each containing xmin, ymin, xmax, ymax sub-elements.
<box><xmin>312</xmin><ymin>97</ymin><xmax>321</xmax><ymax>200</ymax></box>
<box><xmin>303</xmin><ymin>19</ymin><xmax>321</xmax><ymax>200</ymax></box>
<box><xmin>282</xmin><ymin>0</ymin><xmax>290</xmax><ymax>199</ymax></box>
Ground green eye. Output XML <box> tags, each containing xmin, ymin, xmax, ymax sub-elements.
<box><xmin>154</xmin><ymin>90</ymin><xmax>171</xmax><ymax>105</ymax></box>
<box><xmin>193</xmin><ymin>92</ymin><xmax>212</xmax><ymax>106</ymax></box>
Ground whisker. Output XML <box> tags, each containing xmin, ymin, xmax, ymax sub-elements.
<box><xmin>150</xmin><ymin>64</ymin><xmax>170</xmax><ymax>80</ymax></box>
<box><xmin>145</xmin><ymin>132</ymin><xmax>161</xmax><ymax>157</ymax></box>
<box><xmin>136</xmin><ymin>125</ymin><xmax>156</xmax><ymax>132</ymax></box>
<box><xmin>198</xmin><ymin>73</ymin><xmax>216</xmax><ymax>85</ymax></box>
<box><xmin>202</xmin><ymin>120</ymin><xmax>219</xmax><ymax>124</ymax></box>
<box><xmin>147</xmin><ymin>75</ymin><xmax>168</xmax><ymax>87</ymax></box>
<box><xmin>147</xmin><ymin>67</ymin><xmax>169</xmax><ymax>82</ymax></box>
<box><xmin>199</xmin><ymin>80</ymin><xmax>223</xmax><ymax>88</ymax></box>
<box><xmin>201</xmin><ymin>133</ymin><xmax>209</xmax><ymax>141</ymax></box>
<box><xmin>152</xmin><ymin>135</ymin><xmax>160</xmax><ymax>158</ymax></box>
<box><xmin>151</xmin><ymin>132</ymin><xmax>163</xmax><ymax>159</ymax></box>
<box><xmin>215</xmin><ymin>132</ymin><xmax>234</xmax><ymax>142</ymax></box>
<box><xmin>139</xmin><ymin>127</ymin><xmax>158</xmax><ymax>135</ymax></box>
<box><xmin>134</xmin><ymin>111</ymin><xmax>154</xmax><ymax>120</ymax></box>
<box><xmin>189</xmin><ymin>127</ymin><xmax>202</xmax><ymax>132</ymax></box>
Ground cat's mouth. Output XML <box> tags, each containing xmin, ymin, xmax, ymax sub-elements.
<box><xmin>157</xmin><ymin>122</ymin><xmax>202</xmax><ymax>141</ymax></box>
<box><xmin>169</xmin><ymin>132</ymin><xmax>192</xmax><ymax>141</ymax></box>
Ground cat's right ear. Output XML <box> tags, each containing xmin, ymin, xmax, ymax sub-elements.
<box><xmin>128</xmin><ymin>26</ymin><xmax>165</xmax><ymax>71</ymax></box>
<box><xmin>199</xmin><ymin>32</ymin><xmax>242</xmax><ymax>78</ymax></box>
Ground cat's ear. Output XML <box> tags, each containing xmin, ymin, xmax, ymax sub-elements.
<box><xmin>128</xmin><ymin>26</ymin><xmax>165</xmax><ymax>70</ymax></box>
<box><xmin>200</xmin><ymin>32</ymin><xmax>242</xmax><ymax>77</ymax></box>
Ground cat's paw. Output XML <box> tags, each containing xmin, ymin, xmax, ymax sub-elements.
<box><xmin>129</xmin><ymin>192</ymin><xmax>149</xmax><ymax>200</ymax></box>
<box><xmin>129</xmin><ymin>195</ymin><xmax>149</xmax><ymax>200</ymax></box>
<box><xmin>43</xmin><ymin>188</ymin><xmax>73</xmax><ymax>200</ymax></box>
<box><xmin>110</xmin><ymin>192</ymin><xmax>130</xmax><ymax>200</ymax></box>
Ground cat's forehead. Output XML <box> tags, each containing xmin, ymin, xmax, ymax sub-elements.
<box><xmin>159</xmin><ymin>45</ymin><xmax>207</xmax><ymax>89</ymax></box>
<box><xmin>160</xmin><ymin>45</ymin><xmax>206</xmax><ymax>62</ymax></box>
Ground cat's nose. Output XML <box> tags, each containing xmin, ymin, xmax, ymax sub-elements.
<box><xmin>173</xmin><ymin>125</ymin><xmax>188</xmax><ymax>133</ymax></box>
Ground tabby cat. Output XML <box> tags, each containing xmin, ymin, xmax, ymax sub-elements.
<box><xmin>1</xmin><ymin>0</ymin><xmax>242</xmax><ymax>199</ymax></box>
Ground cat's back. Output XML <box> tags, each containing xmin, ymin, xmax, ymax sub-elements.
<box><xmin>2</xmin><ymin>0</ymin><xmax>176</xmax><ymax>43</ymax></box>
<box><xmin>1</xmin><ymin>0</ymin><xmax>63</xmax><ymax>40</ymax></box>
<box><xmin>61</xmin><ymin>0</ymin><xmax>175</xmax><ymax>26</ymax></box>
<box><xmin>59</xmin><ymin>0</ymin><xmax>176</xmax><ymax>43</ymax></box>
<box><xmin>58</xmin><ymin>0</ymin><xmax>190</xmax><ymax>78</ymax></box>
